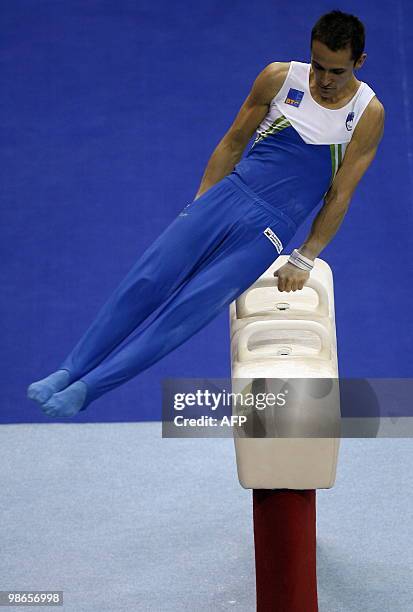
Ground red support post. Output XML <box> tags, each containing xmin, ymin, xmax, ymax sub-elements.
<box><xmin>253</xmin><ymin>489</ymin><xmax>318</xmax><ymax>611</ymax></box>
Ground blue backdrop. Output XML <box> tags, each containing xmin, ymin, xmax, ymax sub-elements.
<box><xmin>1</xmin><ymin>0</ymin><xmax>412</xmax><ymax>423</ymax></box>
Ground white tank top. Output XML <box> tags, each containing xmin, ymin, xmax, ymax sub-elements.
<box><xmin>230</xmin><ymin>60</ymin><xmax>378</xmax><ymax>225</ymax></box>
<box><xmin>257</xmin><ymin>60</ymin><xmax>377</xmax><ymax>147</ymax></box>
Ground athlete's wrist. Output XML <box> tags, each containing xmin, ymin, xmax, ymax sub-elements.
<box><xmin>288</xmin><ymin>249</ymin><xmax>314</xmax><ymax>271</ymax></box>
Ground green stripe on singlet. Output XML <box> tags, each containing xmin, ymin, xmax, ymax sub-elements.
<box><xmin>329</xmin><ymin>144</ymin><xmax>337</xmax><ymax>183</ymax></box>
<box><xmin>253</xmin><ymin>115</ymin><xmax>291</xmax><ymax>146</ymax></box>
<box><xmin>330</xmin><ymin>143</ymin><xmax>345</xmax><ymax>183</ymax></box>
<box><xmin>337</xmin><ymin>143</ymin><xmax>343</xmax><ymax>166</ymax></box>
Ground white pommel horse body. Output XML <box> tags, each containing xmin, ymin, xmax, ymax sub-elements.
<box><xmin>229</xmin><ymin>255</ymin><xmax>341</xmax><ymax>611</ymax></box>
<box><xmin>230</xmin><ymin>255</ymin><xmax>341</xmax><ymax>490</ymax></box>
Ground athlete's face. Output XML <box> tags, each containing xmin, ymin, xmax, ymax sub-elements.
<box><xmin>310</xmin><ymin>40</ymin><xmax>366</xmax><ymax>98</ymax></box>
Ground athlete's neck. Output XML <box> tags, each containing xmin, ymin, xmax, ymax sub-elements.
<box><xmin>309</xmin><ymin>68</ymin><xmax>360</xmax><ymax>107</ymax></box>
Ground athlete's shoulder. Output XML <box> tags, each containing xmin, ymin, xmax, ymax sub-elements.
<box><xmin>366</xmin><ymin>94</ymin><xmax>385</xmax><ymax>117</ymax></box>
<box><xmin>251</xmin><ymin>61</ymin><xmax>291</xmax><ymax>105</ymax></box>
<box><xmin>357</xmin><ymin>94</ymin><xmax>385</xmax><ymax>131</ymax></box>
<box><xmin>351</xmin><ymin>94</ymin><xmax>385</xmax><ymax>152</ymax></box>
<box><xmin>260</xmin><ymin>61</ymin><xmax>291</xmax><ymax>90</ymax></box>
<box><xmin>262</xmin><ymin>61</ymin><xmax>291</xmax><ymax>78</ymax></box>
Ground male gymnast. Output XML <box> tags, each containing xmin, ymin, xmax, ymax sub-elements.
<box><xmin>27</xmin><ymin>10</ymin><xmax>385</xmax><ymax>417</ymax></box>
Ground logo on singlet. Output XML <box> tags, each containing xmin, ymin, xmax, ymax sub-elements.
<box><xmin>284</xmin><ymin>88</ymin><xmax>304</xmax><ymax>107</ymax></box>
<box><xmin>345</xmin><ymin>111</ymin><xmax>355</xmax><ymax>131</ymax></box>
<box><xmin>263</xmin><ymin>228</ymin><xmax>283</xmax><ymax>254</ymax></box>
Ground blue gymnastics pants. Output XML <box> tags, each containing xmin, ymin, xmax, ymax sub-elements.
<box><xmin>59</xmin><ymin>174</ymin><xmax>298</xmax><ymax>409</ymax></box>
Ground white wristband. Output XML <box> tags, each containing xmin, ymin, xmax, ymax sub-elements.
<box><xmin>288</xmin><ymin>249</ymin><xmax>314</xmax><ymax>271</ymax></box>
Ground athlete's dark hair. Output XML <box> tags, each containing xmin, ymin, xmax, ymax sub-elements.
<box><xmin>311</xmin><ymin>10</ymin><xmax>365</xmax><ymax>63</ymax></box>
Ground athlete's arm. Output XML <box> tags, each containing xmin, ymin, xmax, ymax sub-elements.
<box><xmin>275</xmin><ymin>96</ymin><xmax>385</xmax><ymax>292</ymax></box>
<box><xmin>194</xmin><ymin>62</ymin><xmax>289</xmax><ymax>199</ymax></box>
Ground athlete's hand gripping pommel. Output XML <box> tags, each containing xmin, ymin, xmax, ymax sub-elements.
<box><xmin>274</xmin><ymin>262</ymin><xmax>310</xmax><ymax>292</ymax></box>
